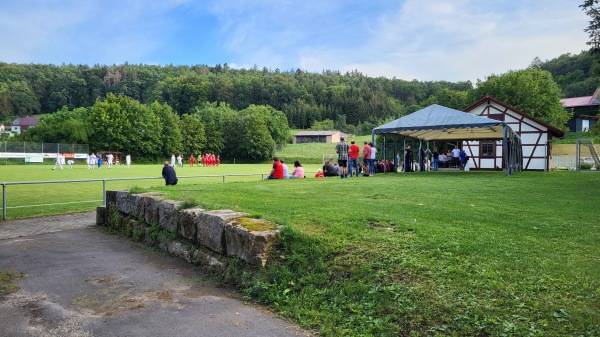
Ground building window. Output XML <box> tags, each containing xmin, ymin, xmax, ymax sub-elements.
<box><xmin>481</xmin><ymin>141</ymin><xmax>495</xmax><ymax>157</ymax></box>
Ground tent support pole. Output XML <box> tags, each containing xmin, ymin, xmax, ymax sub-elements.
<box><xmin>383</xmin><ymin>135</ymin><xmax>387</xmax><ymax>173</ymax></box>
<box><xmin>403</xmin><ymin>137</ymin><xmax>406</xmax><ymax>172</ymax></box>
<box><xmin>503</xmin><ymin>125</ymin><xmax>509</xmax><ymax>176</ymax></box>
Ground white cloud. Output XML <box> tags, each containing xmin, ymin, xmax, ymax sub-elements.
<box><xmin>0</xmin><ymin>0</ymin><xmax>591</xmax><ymax>82</ymax></box>
<box><xmin>332</xmin><ymin>0</ymin><xmax>589</xmax><ymax>81</ymax></box>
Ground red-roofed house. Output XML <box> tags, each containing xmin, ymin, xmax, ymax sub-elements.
<box><xmin>560</xmin><ymin>88</ymin><xmax>599</xmax><ymax>132</ymax></box>
<box><xmin>11</xmin><ymin>116</ymin><xmax>40</xmax><ymax>134</ymax></box>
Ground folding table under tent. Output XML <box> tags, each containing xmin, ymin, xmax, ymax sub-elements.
<box><xmin>372</xmin><ymin>104</ymin><xmax>522</xmax><ymax>175</ymax></box>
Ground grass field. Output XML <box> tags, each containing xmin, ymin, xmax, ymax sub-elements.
<box><xmin>148</xmin><ymin>170</ymin><xmax>598</xmax><ymax>336</ymax></box>
<box><xmin>1</xmin><ymin>164</ymin><xmax>599</xmax><ymax>336</ymax></box>
<box><xmin>0</xmin><ymin>163</ymin><xmax>322</xmax><ymax>219</ymax></box>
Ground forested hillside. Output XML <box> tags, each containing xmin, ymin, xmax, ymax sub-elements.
<box><xmin>0</xmin><ymin>62</ymin><xmax>472</xmax><ymax>132</ymax></box>
<box><xmin>536</xmin><ymin>51</ymin><xmax>600</xmax><ymax>97</ymax></box>
<box><xmin>0</xmin><ymin>50</ymin><xmax>597</xmax><ymax>160</ymax></box>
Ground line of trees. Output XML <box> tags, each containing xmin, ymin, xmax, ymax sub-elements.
<box><xmin>21</xmin><ymin>93</ymin><xmax>289</xmax><ymax>162</ymax></box>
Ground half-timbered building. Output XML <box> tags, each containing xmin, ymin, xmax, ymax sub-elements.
<box><xmin>463</xmin><ymin>96</ymin><xmax>564</xmax><ymax>171</ymax></box>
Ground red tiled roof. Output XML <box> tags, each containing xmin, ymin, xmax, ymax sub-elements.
<box><xmin>560</xmin><ymin>88</ymin><xmax>600</xmax><ymax>107</ymax></box>
<box><xmin>13</xmin><ymin>116</ymin><xmax>40</xmax><ymax>127</ymax></box>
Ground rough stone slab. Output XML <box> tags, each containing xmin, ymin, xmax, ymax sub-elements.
<box><xmin>192</xmin><ymin>249</ymin><xmax>226</xmax><ymax>272</ymax></box>
<box><xmin>159</xmin><ymin>200</ymin><xmax>181</xmax><ymax>233</ymax></box>
<box><xmin>116</xmin><ymin>191</ymin><xmax>131</xmax><ymax>214</ymax></box>
<box><xmin>105</xmin><ymin>190</ymin><xmax>118</xmax><ymax>207</ymax></box>
<box><xmin>165</xmin><ymin>241</ymin><xmax>193</xmax><ymax>263</ymax></box>
<box><xmin>178</xmin><ymin>207</ymin><xmax>205</xmax><ymax>242</ymax></box>
<box><xmin>225</xmin><ymin>218</ymin><xmax>280</xmax><ymax>266</ymax></box>
<box><xmin>96</xmin><ymin>206</ymin><xmax>107</xmax><ymax>226</ymax></box>
<box><xmin>197</xmin><ymin>210</ymin><xmax>248</xmax><ymax>254</ymax></box>
<box><xmin>129</xmin><ymin>193</ymin><xmax>145</xmax><ymax>219</ymax></box>
<box><xmin>143</xmin><ymin>195</ymin><xmax>162</xmax><ymax>225</ymax></box>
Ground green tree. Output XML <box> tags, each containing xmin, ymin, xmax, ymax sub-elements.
<box><xmin>0</xmin><ymin>81</ymin><xmax>40</xmax><ymax>116</ymax></box>
<box><xmin>581</xmin><ymin>0</ymin><xmax>600</xmax><ymax>55</ymax></box>
<box><xmin>311</xmin><ymin>119</ymin><xmax>335</xmax><ymax>130</ymax></box>
<box><xmin>467</xmin><ymin>68</ymin><xmax>571</xmax><ymax>129</ymax></box>
<box><xmin>150</xmin><ymin>101</ymin><xmax>182</xmax><ymax>157</ymax></box>
<box><xmin>239</xmin><ymin>105</ymin><xmax>290</xmax><ymax>145</ymax></box>
<box><xmin>239</xmin><ymin>114</ymin><xmax>275</xmax><ymax>161</ymax></box>
<box><xmin>88</xmin><ymin>93</ymin><xmax>162</xmax><ymax>158</ymax></box>
<box><xmin>22</xmin><ymin>106</ymin><xmax>89</xmax><ymax>144</ymax></box>
<box><xmin>180</xmin><ymin>114</ymin><xmax>206</xmax><ymax>157</ymax></box>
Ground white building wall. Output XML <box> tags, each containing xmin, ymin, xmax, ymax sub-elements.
<box><xmin>465</xmin><ymin>100</ymin><xmax>554</xmax><ymax>171</ymax></box>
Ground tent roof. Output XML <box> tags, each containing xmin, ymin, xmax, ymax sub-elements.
<box><xmin>372</xmin><ymin>104</ymin><xmax>505</xmax><ymax>141</ymax></box>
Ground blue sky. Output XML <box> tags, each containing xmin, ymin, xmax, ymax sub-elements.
<box><xmin>0</xmin><ymin>0</ymin><xmax>589</xmax><ymax>82</ymax></box>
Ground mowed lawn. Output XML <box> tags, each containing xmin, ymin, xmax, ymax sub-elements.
<box><xmin>1</xmin><ymin>164</ymin><xmax>599</xmax><ymax>335</ymax></box>
<box><xmin>0</xmin><ymin>163</ymin><xmax>321</xmax><ymax>219</ymax></box>
<box><xmin>149</xmin><ymin>170</ymin><xmax>599</xmax><ymax>336</ymax></box>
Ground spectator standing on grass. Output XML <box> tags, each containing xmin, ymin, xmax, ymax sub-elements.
<box><xmin>290</xmin><ymin>161</ymin><xmax>305</xmax><ymax>178</ymax></box>
<box><xmin>335</xmin><ymin>136</ymin><xmax>350</xmax><ymax>179</ymax></box>
<box><xmin>460</xmin><ymin>148</ymin><xmax>467</xmax><ymax>170</ymax></box>
<box><xmin>126</xmin><ymin>154</ymin><xmax>131</xmax><ymax>168</ymax></box>
<box><xmin>162</xmin><ymin>161</ymin><xmax>178</xmax><ymax>186</ymax></box>
<box><xmin>433</xmin><ymin>147</ymin><xmax>439</xmax><ymax>171</ymax></box>
<box><xmin>362</xmin><ymin>140</ymin><xmax>371</xmax><ymax>176</ymax></box>
<box><xmin>369</xmin><ymin>142</ymin><xmax>377</xmax><ymax>177</ymax></box>
<box><xmin>404</xmin><ymin>145</ymin><xmax>413</xmax><ymax>172</ymax></box>
<box><xmin>267</xmin><ymin>157</ymin><xmax>284</xmax><ymax>179</ymax></box>
<box><xmin>349</xmin><ymin>140</ymin><xmax>360</xmax><ymax>177</ymax></box>
<box><xmin>452</xmin><ymin>146</ymin><xmax>460</xmax><ymax>168</ymax></box>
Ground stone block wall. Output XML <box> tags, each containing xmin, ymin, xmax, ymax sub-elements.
<box><xmin>96</xmin><ymin>190</ymin><xmax>281</xmax><ymax>269</ymax></box>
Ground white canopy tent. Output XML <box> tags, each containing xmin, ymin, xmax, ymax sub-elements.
<box><xmin>372</xmin><ymin>104</ymin><xmax>522</xmax><ymax>175</ymax></box>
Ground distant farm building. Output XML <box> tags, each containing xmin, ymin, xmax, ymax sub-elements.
<box><xmin>293</xmin><ymin>130</ymin><xmax>346</xmax><ymax>144</ymax></box>
<box><xmin>11</xmin><ymin>116</ymin><xmax>40</xmax><ymax>135</ymax></box>
<box><xmin>560</xmin><ymin>88</ymin><xmax>599</xmax><ymax>132</ymax></box>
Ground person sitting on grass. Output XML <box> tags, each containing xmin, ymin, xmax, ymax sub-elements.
<box><xmin>323</xmin><ymin>160</ymin><xmax>339</xmax><ymax>177</ymax></box>
<box><xmin>267</xmin><ymin>157</ymin><xmax>284</xmax><ymax>179</ymax></box>
<box><xmin>290</xmin><ymin>160</ymin><xmax>305</xmax><ymax>178</ymax></box>
<box><xmin>315</xmin><ymin>170</ymin><xmax>325</xmax><ymax>178</ymax></box>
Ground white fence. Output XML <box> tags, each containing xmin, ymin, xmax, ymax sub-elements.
<box><xmin>551</xmin><ymin>156</ymin><xmax>577</xmax><ymax>170</ymax></box>
<box><xmin>1</xmin><ymin>174</ymin><xmax>265</xmax><ymax>220</ymax></box>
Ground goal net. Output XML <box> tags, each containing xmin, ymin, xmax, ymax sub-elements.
<box><xmin>576</xmin><ymin>139</ymin><xmax>600</xmax><ymax>171</ymax></box>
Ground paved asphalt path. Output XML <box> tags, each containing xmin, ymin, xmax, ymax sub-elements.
<box><xmin>0</xmin><ymin>212</ymin><xmax>311</xmax><ymax>337</ymax></box>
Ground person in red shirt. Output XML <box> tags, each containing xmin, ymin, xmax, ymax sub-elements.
<box><xmin>189</xmin><ymin>155</ymin><xmax>194</xmax><ymax>167</ymax></box>
<box><xmin>216</xmin><ymin>155</ymin><xmax>220</xmax><ymax>166</ymax></box>
<box><xmin>267</xmin><ymin>157</ymin><xmax>284</xmax><ymax>179</ymax></box>
<box><xmin>362</xmin><ymin>140</ymin><xmax>371</xmax><ymax>176</ymax></box>
<box><xmin>348</xmin><ymin>140</ymin><xmax>360</xmax><ymax>177</ymax></box>
<box><xmin>314</xmin><ymin>170</ymin><xmax>325</xmax><ymax>178</ymax></box>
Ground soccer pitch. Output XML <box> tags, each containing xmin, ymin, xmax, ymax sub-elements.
<box><xmin>0</xmin><ymin>163</ymin><xmax>321</xmax><ymax>219</ymax></box>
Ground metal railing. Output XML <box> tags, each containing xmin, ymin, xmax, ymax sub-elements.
<box><xmin>1</xmin><ymin>174</ymin><xmax>265</xmax><ymax>220</ymax></box>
